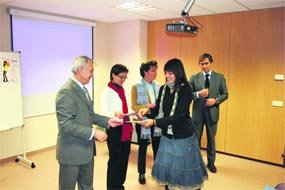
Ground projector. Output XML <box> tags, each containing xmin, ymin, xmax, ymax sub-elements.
<box><xmin>166</xmin><ymin>23</ymin><xmax>198</xmax><ymax>34</ymax></box>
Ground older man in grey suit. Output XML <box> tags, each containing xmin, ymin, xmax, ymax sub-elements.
<box><xmin>189</xmin><ymin>53</ymin><xmax>228</xmax><ymax>174</ymax></box>
<box><xmin>56</xmin><ymin>56</ymin><xmax>122</xmax><ymax>190</ymax></box>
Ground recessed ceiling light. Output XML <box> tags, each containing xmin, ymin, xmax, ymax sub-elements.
<box><xmin>116</xmin><ymin>2</ymin><xmax>156</xmax><ymax>12</ymax></box>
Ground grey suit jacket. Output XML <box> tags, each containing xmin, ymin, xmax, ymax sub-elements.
<box><xmin>189</xmin><ymin>71</ymin><xmax>228</xmax><ymax>122</ymax></box>
<box><xmin>56</xmin><ymin>79</ymin><xmax>109</xmax><ymax>165</ymax></box>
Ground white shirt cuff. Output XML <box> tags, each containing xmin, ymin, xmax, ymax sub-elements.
<box><xmin>89</xmin><ymin>128</ymin><xmax>94</xmax><ymax>141</ymax></box>
<box><xmin>196</xmin><ymin>92</ymin><xmax>200</xmax><ymax>98</ymax></box>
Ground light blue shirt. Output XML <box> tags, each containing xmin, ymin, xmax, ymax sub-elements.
<box><xmin>144</xmin><ymin>79</ymin><xmax>156</xmax><ymax>104</ymax></box>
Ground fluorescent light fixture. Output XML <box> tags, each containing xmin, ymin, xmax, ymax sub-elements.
<box><xmin>116</xmin><ymin>2</ymin><xmax>140</xmax><ymax>9</ymax></box>
<box><xmin>116</xmin><ymin>2</ymin><xmax>156</xmax><ymax>12</ymax></box>
<box><xmin>7</xmin><ymin>7</ymin><xmax>96</xmax><ymax>26</ymax></box>
<box><xmin>129</xmin><ymin>7</ymin><xmax>156</xmax><ymax>12</ymax></box>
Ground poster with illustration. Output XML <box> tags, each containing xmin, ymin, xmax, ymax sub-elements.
<box><xmin>1</xmin><ymin>57</ymin><xmax>20</xmax><ymax>83</ymax></box>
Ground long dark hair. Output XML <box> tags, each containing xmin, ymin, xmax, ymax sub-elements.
<box><xmin>164</xmin><ymin>58</ymin><xmax>189</xmax><ymax>91</ymax></box>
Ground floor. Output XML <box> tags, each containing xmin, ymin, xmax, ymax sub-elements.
<box><xmin>0</xmin><ymin>142</ymin><xmax>284</xmax><ymax>190</ymax></box>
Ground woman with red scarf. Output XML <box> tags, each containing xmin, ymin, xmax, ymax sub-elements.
<box><xmin>101</xmin><ymin>64</ymin><xmax>133</xmax><ymax>190</ymax></box>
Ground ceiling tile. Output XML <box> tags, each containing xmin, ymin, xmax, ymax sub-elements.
<box><xmin>2</xmin><ymin>0</ymin><xmax>284</xmax><ymax>23</ymax></box>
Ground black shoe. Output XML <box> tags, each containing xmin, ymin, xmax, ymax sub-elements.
<box><xmin>165</xmin><ymin>185</ymin><xmax>169</xmax><ymax>190</ymax></box>
<box><xmin>138</xmin><ymin>174</ymin><xmax>146</xmax><ymax>184</ymax></box>
<box><xmin>207</xmin><ymin>163</ymin><xmax>217</xmax><ymax>173</ymax></box>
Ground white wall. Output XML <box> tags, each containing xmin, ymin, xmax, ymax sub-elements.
<box><xmin>108</xmin><ymin>20</ymin><xmax>148</xmax><ymax>110</ymax></box>
<box><xmin>0</xmin><ymin>5</ymin><xmax>147</xmax><ymax>160</ymax></box>
<box><xmin>93</xmin><ymin>20</ymin><xmax>148</xmax><ymax>113</ymax></box>
<box><xmin>93</xmin><ymin>21</ymin><xmax>111</xmax><ymax>113</ymax></box>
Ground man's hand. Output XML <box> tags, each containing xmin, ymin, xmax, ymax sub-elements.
<box><xmin>199</xmin><ymin>88</ymin><xmax>209</xmax><ymax>98</ymax></box>
<box><xmin>94</xmin><ymin>130</ymin><xmax>107</xmax><ymax>142</ymax></box>
<box><xmin>108</xmin><ymin>117</ymin><xmax>123</xmax><ymax>128</ymax></box>
<box><xmin>205</xmin><ymin>98</ymin><xmax>216</xmax><ymax>107</ymax></box>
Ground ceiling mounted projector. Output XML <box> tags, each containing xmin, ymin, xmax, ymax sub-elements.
<box><xmin>165</xmin><ymin>0</ymin><xmax>202</xmax><ymax>34</ymax></box>
<box><xmin>166</xmin><ymin>22</ymin><xmax>198</xmax><ymax>34</ymax></box>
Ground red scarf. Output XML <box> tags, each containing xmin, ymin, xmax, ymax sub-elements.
<box><xmin>108</xmin><ymin>82</ymin><xmax>133</xmax><ymax>141</ymax></box>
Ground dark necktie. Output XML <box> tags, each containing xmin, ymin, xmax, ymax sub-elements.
<box><xmin>205</xmin><ymin>74</ymin><xmax>210</xmax><ymax>88</ymax></box>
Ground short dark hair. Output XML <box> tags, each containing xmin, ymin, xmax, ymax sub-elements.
<box><xmin>164</xmin><ymin>58</ymin><xmax>189</xmax><ymax>90</ymax></box>
<box><xmin>139</xmin><ymin>60</ymin><xmax>158</xmax><ymax>77</ymax></box>
<box><xmin>198</xmin><ymin>53</ymin><xmax>214</xmax><ymax>63</ymax></box>
<box><xmin>110</xmin><ymin>64</ymin><xmax>128</xmax><ymax>81</ymax></box>
<box><xmin>3</xmin><ymin>60</ymin><xmax>8</xmax><ymax>66</ymax></box>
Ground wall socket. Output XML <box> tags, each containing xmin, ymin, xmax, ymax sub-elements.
<box><xmin>272</xmin><ymin>100</ymin><xmax>283</xmax><ymax>107</ymax></box>
<box><xmin>274</xmin><ymin>74</ymin><xmax>284</xmax><ymax>81</ymax></box>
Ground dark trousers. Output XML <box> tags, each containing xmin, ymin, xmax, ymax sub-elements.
<box><xmin>193</xmin><ymin>108</ymin><xmax>217</xmax><ymax>165</ymax></box>
<box><xmin>135</xmin><ymin>124</ymin><xmax>160</xmax><ymax>175</ymax></box>
<box><xmin>3</xmin><ymin>71</ymin><xmax>8</xmax><ymax>82</ymax></box>
<box><xmin>106</xmin><ymin>126</ymin><xmax>131</xmax><ymax>190</ymax></box>
<box><xmin>59</xmin><ymin>159</ymin><xmax>94</xmax><ymax>190</ymax></box>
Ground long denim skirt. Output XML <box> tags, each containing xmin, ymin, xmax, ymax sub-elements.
<box><xmin>151</xmin><ymin>135</ymin><xmax>208</xmax><ymax>190</ymax></box>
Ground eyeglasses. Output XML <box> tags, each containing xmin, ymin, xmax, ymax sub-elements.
<box><xmin>117</xmin><ymin>75</ymin><xmax>128</xmax><ymax>80</ymax></box>
<box><xmin>199</xmin><ymin>62</ymin><xmax>210</xmax><ymax>66</ymax></box>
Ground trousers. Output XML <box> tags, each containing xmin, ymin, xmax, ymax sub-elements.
<box><xmin>106</xmin><ymin>126</ymin><xmax>131</xmax><ymax>190</ymax></box>
<box><xmin>135</xmin><ymin>124</ymin><xmax>160</xmax><ymax>174</ymax></box>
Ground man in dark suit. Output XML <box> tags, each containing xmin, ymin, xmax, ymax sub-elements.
<box><xmin>189</xmin><ymin>53</ymin><xmax>228</xmax><ymax>173</ymax></box>
<box><xmin>56</xmin><ymin>55</ymin><xmax>122</xmax><ymax>190</ymax></box>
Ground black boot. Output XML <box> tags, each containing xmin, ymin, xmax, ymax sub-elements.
<box><xmin>138</xmin><ymin>174</ymin><xmax>146</xmax><ymax>184</ymax></box>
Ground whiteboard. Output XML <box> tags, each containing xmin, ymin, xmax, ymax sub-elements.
<box><xmin>0</xmin><ymin>52</ymin><xmax>24</xmax><ymax>131</ymax></box>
